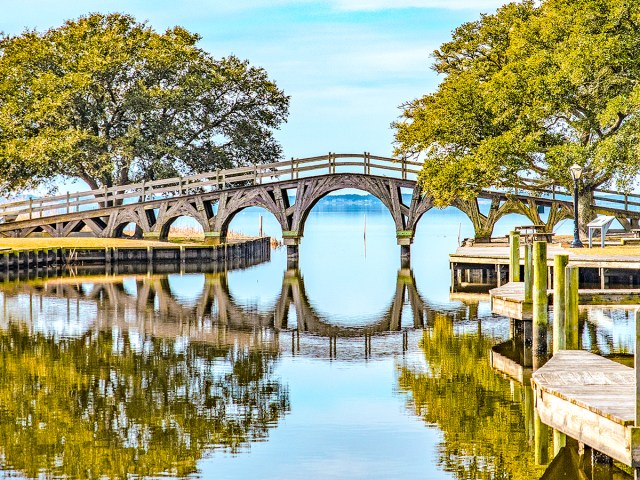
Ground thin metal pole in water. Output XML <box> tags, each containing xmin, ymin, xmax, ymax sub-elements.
<box><xmin>363</xmin><ymin>214</ymin><xmax>367</xmax><ymax>239</ymax></box>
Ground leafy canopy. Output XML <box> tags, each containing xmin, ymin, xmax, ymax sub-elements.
<box><xmin>394</xmin><ymin>0</ymin><xmax>640</xmax><ymax>207</ymax></box>
<box><xmin>0</xmin><ymin>13</ymin><xmax>289</xmax><ymax>193</ymax></box>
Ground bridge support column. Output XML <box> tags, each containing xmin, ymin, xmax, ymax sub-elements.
<box><xmin>397</xmin><ymin>230</ymin><xmax>414</xmax><ymax>268</ymax></box>
<box><xmin>283</xmin><ymin>231</ymin><xmax>302</xmax><ymax>268</ymax></box>
<box><xmin>204</xmin><ymin>232</ymin><xmax>223</xmax><ymax>246</ymax></box>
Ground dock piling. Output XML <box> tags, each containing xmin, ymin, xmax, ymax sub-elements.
<box><xmin>553</xmin><ymin>254</ymin><xmax>569</xmax><ymax>353</ymax></box>
<box><xmin>533</xmin><ymin>241</ymin><xmax>548</xmax><ymax>326</ymax></box>
<box><xmin>565</xmin><ymin>266</ymin><xmax>579</xmax><ymax>349</ymax></box>
<box><xmin>524</xmin><ymin>243</ymin><xmax>532</xmax><ymax>303</ymax></box>
<box><xmin>509</xmin><ymin>231</ymin><xmax>521</xmax><ymax>282</ymax></box>
<box><xmin>533</xmin><ymin>241</ymin><xmax>548</xmax><ymax>370</ymax></box>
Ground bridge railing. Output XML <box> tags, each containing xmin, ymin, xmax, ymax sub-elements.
<box><xmin>0</xmin><ymin>153</ymin><xmax>423</xmax><ymax>223</ymax></box>
<box><xmin>2</xmin><ymin>152</ymin><xmax>639</xmax><ymax>223</ymax></box>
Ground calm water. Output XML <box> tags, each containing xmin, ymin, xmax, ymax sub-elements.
<box><xmin>0</xmin><ymin>200</ymin><xmax>633</xmax><ymax>479</ymax></box>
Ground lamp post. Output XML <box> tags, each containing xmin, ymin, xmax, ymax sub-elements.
<box><xmin>569</xmin><ymin>163</ymin><xmax>584</xmax><ymax>248</ymax></box>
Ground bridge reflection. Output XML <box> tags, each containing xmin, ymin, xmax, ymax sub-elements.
<box><xmin>0</xmin><ymin>266</ymin><xmax>478</xmax><ymax>359</ymax></box>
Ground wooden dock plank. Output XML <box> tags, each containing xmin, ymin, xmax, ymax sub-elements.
<box><xmin>532</xmin><ymin>350</ymin><xmax>637</xmax><ymax>466</ymax></box>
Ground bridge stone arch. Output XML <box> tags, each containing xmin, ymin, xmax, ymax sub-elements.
<box><xmin>453</xmin><ymin>195</ymin><xmax>573</xmax><ymax>241</ymax></box>
<box><xmin>152</xmin><ymin>199</ymin><xmax>214</xmax><ymax>241</ymax></box>
<box><xmin>211</xmin><ymin>187</ymin><xmax>293</xmax><ymax>244</ymax></box>
<box><xmin>103</xmin><ymin>207</ymin><xmax>155</xmax><ymax>239</ymax></box>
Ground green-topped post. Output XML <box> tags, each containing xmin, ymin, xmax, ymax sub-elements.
<box><xmin>552</xmin><ymin>254</ymin><xmax>569</xmax><ymax>353</ymax></box>
<box><xmin>533</xmin><ymin>241</ymin><xmax>548</xmax><ymax>326</ymax></box>
<box><xmin>524</xmin><ymin>243</ymin><xmax>533</xmax><ymax>303</ymax></box>
<box><xmin>532</xmin><ymin>241</ymin><xmax>548</xmax><ymax>371</ymax></box>
<box><xmin>565</xmin><ymin>266</ymin><xmax>579</xmax><ymax>349</ymax></box>
<box><xmin>509</xmin><ymin>231</ymin><xmax>520</xmax><ymax>282</ymax></box>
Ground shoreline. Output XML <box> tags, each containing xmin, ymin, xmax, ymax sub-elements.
<box><xmin>0</xmin><ymin>237</ymin><xmax>272</xmax><ymax>273</ymax></box>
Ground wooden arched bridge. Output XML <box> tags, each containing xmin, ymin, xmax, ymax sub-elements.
<box><xmin>1</xmin><ymin>153</ymin><xmax>640</xmax><ymax>260</ymax></box>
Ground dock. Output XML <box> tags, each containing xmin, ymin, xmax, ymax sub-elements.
<box><xmin>531</xmin><ymin>350</ymin><xmax>640</xmax><ymax>467</ymax></box>
<box><xmin>451</xmin><ymin>245</ymin><xmax>640</xmax><ymax>292</ymax></box>
<box><xmin>490</xmin><ymin>281</ymin><xmax>640</xmax><ymax>319</ymax></box>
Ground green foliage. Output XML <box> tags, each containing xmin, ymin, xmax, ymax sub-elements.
<box><xmin>0</xmin><ymin>13</ymin><xmax>289</xmax><ymax>193</ymax></box>
<box><xmin>397</xmin><ymin>314</ymin><xmax>547</xmax><ymax>480</ymax></box>
<box><xmin>394</xmin><ymin>0</ymin><xmax>640</xmax><ymax>207</ymax></box>
<box><xmin>0</xmin><ymin>325</ymin><xmax>289</xmax><ymax>478</ymax></box>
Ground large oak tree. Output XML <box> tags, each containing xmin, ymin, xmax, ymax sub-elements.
<box><xmin>394</xmin><ymin>0</ymin><xmax>640</xmax><ymax>232</ymax></box>
<box><xmin>0</xmin><ymin>13</ymin><xmax>289</xmax><ymax>194</ymax></box>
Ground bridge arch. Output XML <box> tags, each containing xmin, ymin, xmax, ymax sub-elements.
<box><xmin>153</xmin><ymin>198</ymin><xmax>214</xmax><ymax>241</ymax></box>
<box><xmin>212</xmin><ymin>188</ymin><xmax>292</xmax><ymax>244</ymax></box>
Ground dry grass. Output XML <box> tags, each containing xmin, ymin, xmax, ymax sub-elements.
<box><xmin>0</xmin><ymin>225</ymin><xmax>277</xmax><ymax>252</ymax></box>
<box><xmin>0</xmin><ymin>237</ymin><xmax>176</xmax><ymax>250</ymax></box>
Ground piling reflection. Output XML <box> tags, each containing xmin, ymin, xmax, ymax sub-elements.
<box><xmin>397</xmin><ymin>311</ymin><xmax>549</xmax><ymax>479</ymax></box>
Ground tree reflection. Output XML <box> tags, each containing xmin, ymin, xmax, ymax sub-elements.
<box><xmin>0</xmin><ymin>325</ymin><xmax>289</xmax><ymax>478</ymax></box>
<box><xmin>397</xmin><ymin>313</ymin><xmax>547</xmax><ymax>480</ymax></box>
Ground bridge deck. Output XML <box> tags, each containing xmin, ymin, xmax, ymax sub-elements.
<box><xmin>531</xmin><ymin>350</ymin><xmax>639</xmax><ymax>466</ymax></box>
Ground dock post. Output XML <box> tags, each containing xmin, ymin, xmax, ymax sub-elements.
<box><xmin>553</xmin><ymin>254</ymin><xmax>569</xmax><ymax>353</ymax></box>
<box><xmin>509</xmin><ymin>231</ymin><xmax>521</xmax><ymax>282</ymax></box>
<box><xmin>565</xmin><ymin>266</ymin><xmax>579</xmax><ymax>349</ymax></box>
<box><xmin>524</xmin><ymin>244</ymin><xmax>532</xmax><ymax>303</ymax></box>
<box><xmin>552</xmin><ymin>250</ymin><xmax>569</xmax><ymax>457</ymax></box>
<box><xmin>635</xmin><ymin>309</ymin><xmax>640</xmax><ymax>479</ymax></box>
<box><xmin>533</xmin><ymin>241</ymin><xmax>548</xmax><ymax>326</ymax></box>
<box><xmin>532</xmin><ymin>241</ymin><xmax>548</xmax><ymax>370</ymax></box>
<box><xmin>534</xmin><ymin>409</ymin><xmax>549</xmax><ymax>465</ymax></box>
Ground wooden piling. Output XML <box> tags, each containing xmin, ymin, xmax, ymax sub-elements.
<box><xmin>533</xmin><ymin>241</ymin><xmax>548</xmax><ymax>326</ymax></box>
<box><xmin>534</xmin><ymin>409</ymin><xmax>549</xmax><ymax>465</ymax></box>
<box><xmin>565</xmin><ymin>266</ymin><xmax>579</xmax><ymax>349</ymax></box>
<box><xmin>509</xmin><ymin>231</ymin><xmax>521</xmax><ymax>282</ymax></box>
<box><xmin>635</xmin><ymin>309</ymin><xmax>640</xmax><ymax>480</ymax></box>
<box><xmin>553</xmin><ymin>254</ymin><xmax>569</xmax><ymax>353</ymax></box>
<box><xmin>524</xmin><ymin>244</ymin><xmax>533</xmax><ymax>303</ymax></box>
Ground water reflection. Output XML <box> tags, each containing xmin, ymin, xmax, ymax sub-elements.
<box><xmin>0</xmin><ymin>279</ymin><xmax>290</xmax><ymax>477</ymax></box>
<box><xmin>2</xmin><ymin>259</ymin><xmax>638</xmax><ymax>479</ymax></box>
<box><xmin>0</xmin><ymin>267</ymin><xmax>452</xmax><ymax>344</ymax></box>
<box><xmin>397</xmin><ymin>312</ymin><xmax>548</xmax><ymax>480</ymax></box>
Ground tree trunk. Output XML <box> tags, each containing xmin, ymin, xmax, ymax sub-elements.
<box><xmin>577</xmin><ymin>187</ymin><xmax>595</xmax><ymax>239</ymax></box>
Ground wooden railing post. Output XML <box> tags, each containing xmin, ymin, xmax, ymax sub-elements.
<box><xmin>178</xmin><ymin>177</ymin><xmax>183</xmax><ymax>195</ymax></box>
<box><xmin>66</xmin><ymin>192</ymin><xmax>70</xmax><ymax>214</ymax></box>
<box><xmin>29</xmin><ymin>198</ymin><xmax>32</xmax><ymax>220</ymax></box>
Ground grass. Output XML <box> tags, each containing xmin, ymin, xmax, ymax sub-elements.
<box><xmin>0</xmin><ymin>225</ymin><xmax>280</xmax><ymax>252</ymax></box>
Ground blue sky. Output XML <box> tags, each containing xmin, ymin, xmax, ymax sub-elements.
<box><xmin>2</xmin><ymin>0</ymin><xmax>505</xmax><ymax>159</ymax></box>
